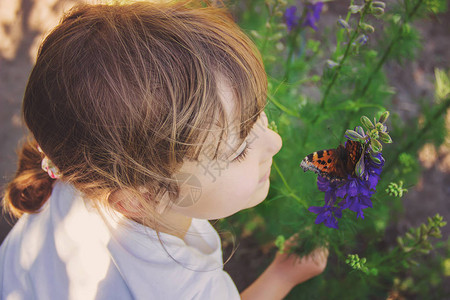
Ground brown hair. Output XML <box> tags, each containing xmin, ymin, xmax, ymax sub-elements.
<box><xmin>2</xmin><ymin>1</ymin><xmax>267</xmax><ymax>222</ymax></box>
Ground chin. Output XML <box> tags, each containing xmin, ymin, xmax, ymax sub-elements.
<box><xmin>245</xmin><ymin>180</ymin><xmax>270</xmax><ymax>209</ymax></box>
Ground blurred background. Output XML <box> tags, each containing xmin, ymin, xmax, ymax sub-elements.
<box><xmin>1</xmin><ymin>0</ymin><xmax>449</xmax><ymax>298</ymax></box>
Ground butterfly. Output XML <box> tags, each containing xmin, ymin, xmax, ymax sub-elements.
<box><xmin>300</xmin><ymin>140</ymin><xmax>363</xmax><ymax>181</ymax></box>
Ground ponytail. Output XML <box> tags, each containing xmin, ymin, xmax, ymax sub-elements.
<box><xmin>2</xmin><ymin>138</ymin><xmax>55</xmax><ymax>218</ymax></box>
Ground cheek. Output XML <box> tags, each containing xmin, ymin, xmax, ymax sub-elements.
<box><xmin>172</xmin><ymin>165</ymin><xmax>260</xmax><ymax>219</ymax></box>
<box><xmin>222</xmin><ymin>171</ymin><xmax>259</xmax><ymax>199</ymax></box>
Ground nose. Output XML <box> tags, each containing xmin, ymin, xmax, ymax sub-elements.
<box><xmin>267</xmin><ymin>129</ymin><xmax>282</xmax><ymax>157</ymax></box>
<box><xmin>259</xmin><ymin>112</ymin><xmax>282</xmax><ymax>160</ymax></box>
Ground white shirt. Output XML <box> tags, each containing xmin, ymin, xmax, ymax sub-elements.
<box><xmin>0</xmin><ymin>181</ymin><xmax>240</xmax><ymax>300</ymax></box>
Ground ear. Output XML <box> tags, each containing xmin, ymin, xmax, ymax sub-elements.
<box><xmin>109</xmin><ymin>189</ymin><xmax>144</xmax><ymax>218</ymax></box>
<box><xmin>156</xmin><ymin>191</ymin><xmax>171</xmax><ymax>215</ymax></box>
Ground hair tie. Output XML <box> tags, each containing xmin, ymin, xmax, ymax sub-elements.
<box><xmin>37</xmin><ymin>145</ymin><xmax>61</xmax><ymax>179</ymax></box>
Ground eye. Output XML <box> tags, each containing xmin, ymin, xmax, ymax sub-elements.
<box><xmin>232</xmin><ymin>143</ymin><xmax>251</xmax><ymax>163</ymax></box>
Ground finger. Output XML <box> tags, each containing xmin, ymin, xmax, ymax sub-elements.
<box><xmin>284</xmin><ymin>233</ymin><xmax>299</xmax><ymax>249</ymax></box>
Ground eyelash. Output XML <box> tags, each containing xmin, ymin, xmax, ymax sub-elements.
<box><xmin>232</xmin><ymin>144</ymin><xmax>251</xmax><ymax>163</ymax></box>
<box><xmin>231</xmin><ymin>112</ymin><xmax>263</xmax><ymax>163</ymax></box>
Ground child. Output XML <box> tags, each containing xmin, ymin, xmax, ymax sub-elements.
<box><xmin>0</xmin><ymin>1</ymin><xmax>328</xmax><ymax>299</ymax></box>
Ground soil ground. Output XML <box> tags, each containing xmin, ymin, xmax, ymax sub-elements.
<box><xmin>1</xmin><ymin>0</ymin><xmax>449</xmax><ymax>294</ymax></box>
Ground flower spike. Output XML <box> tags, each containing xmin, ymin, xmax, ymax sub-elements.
<box><xmin>304</xmin><ymin>112</ymin><xmax>391</xmax><ymax>229</ymax></box>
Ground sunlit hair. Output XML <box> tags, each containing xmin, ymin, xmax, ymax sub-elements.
<box><xmin>2</xmin><ymin>1</ymin><xmax>267</xmax><ymax>226</ymax></box>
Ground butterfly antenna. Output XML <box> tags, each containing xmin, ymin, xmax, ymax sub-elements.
<box><xmin>327</xmin><ymin>126</ymin><xmax>342</xmax><ymax>144</ymax></box>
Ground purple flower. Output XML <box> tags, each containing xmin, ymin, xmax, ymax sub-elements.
<box><xmin>308</xmin><ymin>205</ymin><xmax>342</xmax><ymax>229</ymax></box>
<box><xmin>308</xmin><ymin>146</ymin><xmax>384</xmax><ymax>229</ymax></box>
<box><xmin>345</xmin><ymin>195</ymin><xmax>373</xmax><ymax>219</ymax></box>
<box><xmin>284</xmin><ymin>2</ymin><xmax>323</xmax><ymax>32</ymax></box>
<box><xmin>317</xmin><ymin>176</ymin><xmax>337</xmax><ymax>204</ymax></box>
<box><xmin>303</xmin><ymin>2</ymin><xmax>323</xmax><ymax>31</ymax></box>
<box><xmin>284</xmin><ymin>6</ymin><xmax>299</xmax><ymax>32</ymax></box>
<box><xmin>355</xmin><ymin>34</ymin><xmax>369</xmax><ymax>45</ymax></box>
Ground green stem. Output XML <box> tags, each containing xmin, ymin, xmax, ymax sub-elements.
<box><xmin>341</xmin><ymin>0</ymin><xmax>426</xmax><ymax>136</ymax></box>
<box><xmin>284</xmin><ymin>33</ymin><xmax>298</xmax><ymax>82</ymax></box>
<box><xmin>267</xmin><ymin>94</ymin><xmax>301</xmax><ymax>118</ymax></box>
<box><xmin>272</xmin><ymin>160</ymin><xmax>308</xmax><ymax>208</ymax></box>
<box><xmin>301</xmin><ymin>2</ymin><xmax>371</xmax><ymax>149</ymax></box>
<box><xmin>334</xmin><ymin>0</ymin><xmax>354</xmax><ymax>60</ymax></box>
<box><xmin>320</xmin><ymin>31</ymin><xmax>358</xmax><ymax>109</ymax></box>
<box><xmin>284</xmin><ymin>10</ymin><xmax>306</xmax><ymax>82</ymax></box>
<box><xmin>358</xmin><ymin>0</ymin><xmax>425</xmax><ymax>98</ymax></box>
<box><xmin>261</xmin><ymin>1</ymin><xmax>279</xmax><ymax>54</ymax></box>
<box><xmin>319</xmin><ymin>2</ymin><xmax>371</xmax><ymax>110</ymax></box>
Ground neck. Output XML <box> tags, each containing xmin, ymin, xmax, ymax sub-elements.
<box><xmin>109</xmin><ymin>189</ymin><xmax>193</xmax><ymax>240</ymax></box>
<box><xmin>154</xmin><ymin>210</ymin><xmax>193</xmax><ymax>239</ymax></box>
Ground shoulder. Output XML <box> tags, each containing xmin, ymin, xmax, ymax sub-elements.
<box><xmin>0</xmin><ymin>183</ymin><xmax>240</xmax><ymax>299</ymax></box>
<box><xmin>103</xmin><ymin>218</ymin><xmax>240</xmax><ymax>299</ymax></box>
<box><xmin>0</xmin><ymin>182</ymin><xmax>132</xmax><ymax>299</ymax></box>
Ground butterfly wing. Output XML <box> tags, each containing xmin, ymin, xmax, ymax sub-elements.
<box><xmin>300</xmin><ymin>140</ymin><xmax>363</xmax><ymax>181</ymax></box>
<box><xmin>300</xmin><ymin>147</ymin><xmax>344</xmax><ymax>180</ymax></box>
<box><xmin>343</xmin><ymin>140</ymin><xmax>363</xmax><ymax>175</ymax></box>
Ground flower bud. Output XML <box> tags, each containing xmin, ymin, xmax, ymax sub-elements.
<box><xmin>429</xmin><ymin>231</ymin><xmax>442</xmax><ymax>238</ymax></box>
<box><xmin>276</xmin><ymin>42</ymin><xmax>284</xmax><ymax>51</ymax></box>
<box><xmin>355</xmin><ymin>153</ymin><xmax>365</xmax><ymax>178</ymax></box>
<box><xmin>369</xmin><ymin>128</ymin><xmax>379</xmax><ymax>140</ymax></box>
<box><xmin>271</xmin><ymin>32</ymin><xmax>284</xmax><ymax>41</ymax></box>
<box><xmin>274</xmin><ymin>235</ymin><xmax>286</xmax><ymax>253</ymax></box>
<box><xmin>250</xmin><ymin>30</ymin><xmax>261</xmax><ymax>39</ymax></box>
<box><xmin>337</xmin><ymin>19</ymin><xmax>351</xmax><ymax>30</ymax></box>
<box><xmin>360</xmin><ymin>23</ymin><xmax>375</xmax><ymax>34</ymax></box>
<box><xmin>277</xmin><ymin>23</ymin><xmax>287</xmax><ymax>30</ymax></box>
<box><xmin>371</xmin><ymin>7</ymin><xmax>385</xmax><ymax>16</ymax></box>
<box><xmin>372</xmin><ymin>1</ymin><xmax>386</xmax><ymax>9</ymax></box>
<box><xmin>378</xmin><ymin>111</ymin><xmax>389</xmax><ymax>123</ymax></box>
<box><xmin>326</xmin><ymin>59</ymin><xmax>339</xmax><ymax>68</ymax></box>
<box><xmin>349</xmin><ymin>5</ymin><xmax>363</xmax><ymax>14</ymax></box>
<box><xmin>361</xmin><ymin>116</ymin><xmax>374</xmax><ymax>129</ymax></box>
<box><xmin>375</xmin><ymin>122</ymin><xmax>384</xmax><ymax>131</ymax></box>
<box><xmin>355</xmin><ymin>126</ymin><xmax>365</xmax><ymax>137</ymax></box>
<box><xmin>379</xmin><ymin>131</ymin><xmax>392</xmax><ymax>143</ymax></box>
<box><xmin>371</xmin><ymin>138</ymin><xmax>382</xmax><ymax>153</ymax></box>
<box><xmin>356</xmin><ymin>34</ymin><xmax>368</xmax><ymax>45</ymax></box>
<box><xmin>369</xmin><ymin>152</ymin><xmax>381</xmax><ymax>164</ymax></box>
<box><xmin>345</xmin><ymin>129</ymin><xmax>364</xmax><ymax>142</ymax></box>
<box><xmin>268</xmin><ymin>120</ymin><xmax>278</xmax><ymax>133</ymax></box>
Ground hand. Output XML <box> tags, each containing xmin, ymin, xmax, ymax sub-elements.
<box><xmin>240</xmin><ymin>234</ymin><xmax>329</xmax><ymax>300</ymax></box>
<box><xmin>269</xmin><ymin>234</ymin><xmax>329</xmax><ymax>288</ymax></box>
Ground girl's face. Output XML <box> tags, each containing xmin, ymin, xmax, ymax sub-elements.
<box><xmin>168</xmin><ymin>81</ymin><xmax>282</xmax><ymax>220</ymax></box>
